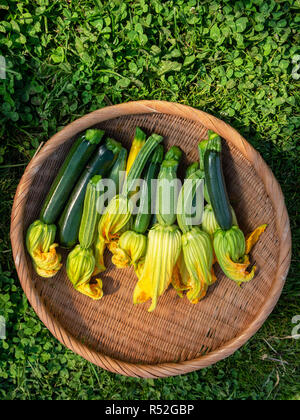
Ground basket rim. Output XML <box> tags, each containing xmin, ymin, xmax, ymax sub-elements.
<box><xmin>10</xmin><ymin>100</ymin><xmax>291</xmax><ymax>378</ymax></box>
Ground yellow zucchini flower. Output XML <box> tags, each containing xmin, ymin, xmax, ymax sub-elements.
<box><xmin>202</xmin><ymin>203</ymin><xmax>238</xmax><ymax>237</ymax></box>
<box><xmin>93</xmin><ymin>235</ymin><xmax>106</xmax><ymax>275</ymax></box>
<box><xmin>171</xmin><ymin>252</ymin><xmax>190</xmax><ymax>298</ymax></box>
<box><xmin>26</xmin><ymin>220</ymin><xmax>62</xmax><ymax>278</ymax></box>
<box><xmin>181</xmin><ymin>227</ymin><xmax>215</xmax><ymax>303</ymax></box>
<box><xmin>213</xmin><ymin>225</ymin><xmax>255</xmax><ymax>284</ymax></box>
<box><xmin>66</xmin><ymin>245</ymin><xmax>103</xmax><ymax>300</ymax></box>
<box><xmin>111</xmin><ymin>230</ymin><xmax>147</xmax><ymax>269</ymax></box>
<box><xmin>133</xmin><ymin>224</ymin><xmax>181</xmax><ymax>312</ymax></box>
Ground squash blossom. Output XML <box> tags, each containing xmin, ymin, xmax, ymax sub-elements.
<box><xmin>66</xmin><ymin>245</ymin><xmax>103</xmax><ymax>300</ymax></box>
<box><xmin>181</xmin><ymin>227</ymin><xmax>216</xmax><ymax>303</ymax></box>
<box><xmin>95</xmin><ymin>133</ymin><xmax>163</xmax><ymax>271</ymax></box>
<box><xmin>111</xmin><ymin>230</ymin><xmax>147</xmax><ymax>269</ymax></box>
<box><xmin>26</xmin><ymin>220</ymin><xmax>62</xmax><ymax>278</ymax></box>
<box><xmin>98</xmin><ymin>194</ymin><xmax>133</xmax><ymax>243</ymax></box>
<box><xmin>171</xmin><ymin>252</ymin><xmax>190</xmax><ymax>298</ymax></box>
<box><xmin>202</xmin><ymin>203</ymin><xmax>238</xmax><ymax>237</ymax></box>
<box><xmin>65</xmin><ymin>176</ymin><xmax>104</xmax><ymax>299</ymax></box>
<box><xmin>133</xmin><ymin>224</ymin><xmax>182</xmax><ymax>312</ymax></box>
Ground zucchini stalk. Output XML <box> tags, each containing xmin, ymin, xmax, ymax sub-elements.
<box><xmin>58</xmin><ymin>138</ymin><xmax>122</xmax><ymax>248</ymax></box>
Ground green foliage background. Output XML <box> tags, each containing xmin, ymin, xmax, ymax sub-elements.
<box><xmin>0</xmin><ymin>0</ymin><xmax>299</xmax><ymax>400</ymax></box>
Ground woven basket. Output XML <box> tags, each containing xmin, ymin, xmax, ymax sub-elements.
<box><xmin>10</xmin><ymin>101</ymin><xmax>291</xmax><ymax>378</ymax></box>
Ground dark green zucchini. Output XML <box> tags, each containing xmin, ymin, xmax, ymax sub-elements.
<box><xmin>204</xmin><ymin>131</ymin><xmax>233</xmax><ymax>231</ymax></box>
<box><xmin>132</xmin><ymin>145</ymin><xmax>164</xmax><ymax>234</ymax></box>
<box><xmin>108</xmin><ymin>147</ymin><xmax>127</xmax><ymax>195</ymax></box>
<box><xmin>40</xmin><ymin>129</ymin><xmax>105</xmax><ymax>225</ymax></box>
<box><xmin>58</xmin><ymin>138</ymin><xmax>122</xmax><ymax>248</ymax></box>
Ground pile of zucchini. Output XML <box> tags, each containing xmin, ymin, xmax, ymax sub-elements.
<box><xmin>26</xmin><ymin>127</ymin><xmax>267</xmax><ymax>308</ymax></box>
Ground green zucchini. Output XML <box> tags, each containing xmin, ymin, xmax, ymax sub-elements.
<box><xmin>108</xmin><ymin>147</ymin><xmax>127</xmax><ymax>195</ymax></box>
<box><xmin>40</xmin><ymin>129</ymin><xmax>104</xmax><ymax>225</ymax></box>
<box><xmin>177</xmin><ymin>169</ymin><xmax>204</xmax><ymax>233</ymax></box>
<box><xmin>122</xmin><ymin>133</ymin><xmax>163</xmax><ymax>197</ymax></box>
<box><xmin>198</xmin><ymin>138</ymin><xmax>211</xmax><ymax>204</ymax></box>
<box><xmin>132</xmin><ymin>145</ymin><xmax>164</xmax><ymax>234</ymax></box>
<box><xmin>204</xmin><ymin>131</ymin><xmax>233</xmax><ymax>231</ymax></box>
<box><xmin>78</xmin><ymin>175</ymin><xmax>102</xmax><ymax>249</ymax></box>
<box><xmin>58</xmin><ymin>138</ymin><xmax>122</xmax><ymax>248</ymax></box>
<box><xmin>156</xmin><ymin>146</ymin><xmax>183</xmax><ymax>227</ymax></box>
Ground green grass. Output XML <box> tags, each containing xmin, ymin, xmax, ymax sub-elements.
<box><xmin>0</xmin><ymin>0</ymin><xmax>299</xmax><ymax>400</ymax></box>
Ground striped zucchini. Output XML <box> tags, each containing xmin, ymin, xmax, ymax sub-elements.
<box><xmin>78</xmin><ymin>175</ymin><xmax>102</xmax><ymax>249</ymax></box>
<box><xmin>40</xmin><ymin>129</ymin><xmax>104</xmax><ymax>224</ymax></box>
<box><xmin>204</xmin><ymin>131</ymin><xmax>233</xmax><ymax>231</ymax></box>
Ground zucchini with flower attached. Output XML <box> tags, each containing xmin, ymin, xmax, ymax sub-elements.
<box><xmin>58</xmin><ymin>137</ymin><xmax>122</xmax><ymax>248</ymax></box>
<box><xmin>204</xmin><ymin>130</ymin><xmax>267</xmax><ymax>284</ymax></box>
<box><xmin>26</xmin><ymin>129</ymin><xmax>105</xmax><ymax>278</ymax></box>
<box><xmin>156</xmin><ymin>146</ymin><xmax>182</xmax><ymax>227</ymax></box>
<box><xmin>111</xmin><ymin>145</ymin><xmax>164</xmax><ymax>269</ymax></box>
<box><xmin>66</xmin><ymin>175</ymin><xmax>103</xmax><ymax>300</ymax></box>
<box><xmin>133</xmin><ymin>146</ymin><xmax>183</xmax><ymax>312</ymax></box>
<box><xmin>95</xmin><ymin>133</ymin><xmax>164</xmax><ymax>273</ymax></box>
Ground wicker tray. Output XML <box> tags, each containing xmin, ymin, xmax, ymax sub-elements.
<box><xmin>10</xmin><ymin>101</ymin><xmax>291</xmax><ymax>378</ymax></box>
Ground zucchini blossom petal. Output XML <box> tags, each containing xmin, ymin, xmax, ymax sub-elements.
<box><xmin>182</xmin><ymin>227</ymin><xmax>215</xmax><ymax>303</ymax></box>
<box><xmin>214</xmin><ymin>226</ymin><xmax>256</xmax><ymax>284</ymax></box>
<box><xmin>111</xmin><ymin>230</ymin><xmax>147</xmax><ymax>269</ymax></box>
<box><xmin>66</xmin><ymin>245</ymin><xmax>103</xmax><ymax>300</ymax></box>
<box><xmin>133</xmin><ymin>224</ymin><xmax>181</xmax><ymax>312</ymax></box>
<box><xmin>26</xmin><ymin>220</ymin><xmax>62</xmax><ymax>278</ymax></box>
